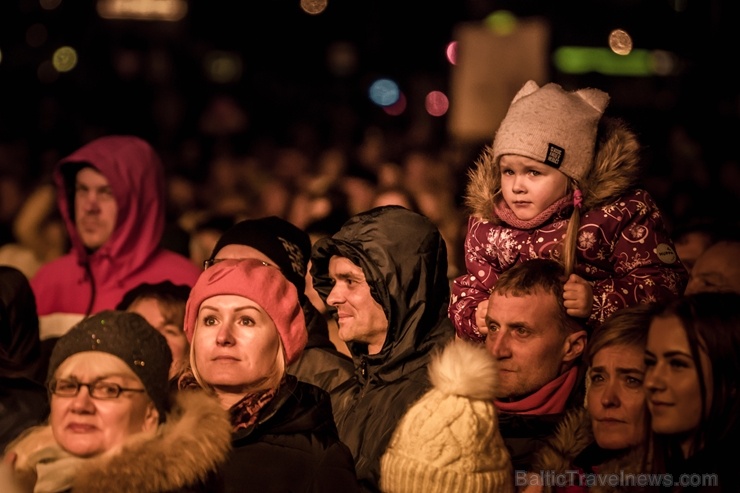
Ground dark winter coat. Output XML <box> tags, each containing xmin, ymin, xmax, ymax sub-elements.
<box><xmin>221</xmin><ymin>375</ymin><xmax>359</xmax><ymax>493</ymax></box>
<box><xmin>288</xmin><ymin>299</ymin><xmax>354</xmax><ymax>394</ymax></box>
<box><xmin>0</xmin><ymin>266</ymin><xmax>49</xmax><ymax>453</ymax></box>
<box><xmin>310</xmin><ymin>205</ymin><xmax>456</xmax><ymax>492</ymax></box>
<box><xmin>450</xmin><ymin>119</ymin><xmax>688</xmax><ymax>342</ymax></box>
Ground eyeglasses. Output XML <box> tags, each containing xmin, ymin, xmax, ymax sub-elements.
<box><xmin>203</xmin><ymin>258</ymin><xmax>275</xmax><ymax>270</ymax></box>
<box><xmin>49</xmin><ymin>379</ymin><xmax>146</xmax><ymax>400</ymax></box>
<box><xmin>203</xmin><ymin>258</ymin><xmax>228</xmax><ymax>270</ymax></box>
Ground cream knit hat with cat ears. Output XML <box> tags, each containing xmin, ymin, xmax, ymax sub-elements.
<box><xmin>492</xmin><ymin>80</ymin><xmax>610</xmax><ymax>183</ymax></box>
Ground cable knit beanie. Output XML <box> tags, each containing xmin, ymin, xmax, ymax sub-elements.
<box><xmin>184</xmin><ymin>258</ymin><xmax>307</xmax><ymax>366</ymax></box>
<box><xmin>208</xmin><ymin>216</ymin><xmax>311</xmax><ymax>296</ymax></box>
<box><xmin>47</xmin><ymin>310</ymin><xmax>172</xmax><ymax>422</ymax></box>
<box><xmin>380</xmin><ymin>339</ymin><xmax>514</xmax><ymax>493</ymax></box>
<box><xmin>492</xmin><ymin>80</ymin><xmax>610</xmax><ymax>183</ymax></box>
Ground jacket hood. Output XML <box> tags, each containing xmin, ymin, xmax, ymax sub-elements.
<box><xmin>310</xmin><ymin>206</ymin><xmax>453</xmax><ymax>377</ymax></box>
<box><xmin>466</xmin><ymin>117</ymin><xmax>642</xmax><ymax>220</ymax></box>
<box><xmin>54</xmin><ymin>135</ymin><xmax>166</xmax><ymax>271</ymax></box>
<box><xmin>74</xmin><ymin>390</ymin><xmax>231</xmax><ymax>492</ymax></box>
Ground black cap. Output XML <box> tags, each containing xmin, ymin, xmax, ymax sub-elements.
<box><xmin>47</xmin><ymin>310</ymin><xmax>172</xmax><ymax>422</ymax></box>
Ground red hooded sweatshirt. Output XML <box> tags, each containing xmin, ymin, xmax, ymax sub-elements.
<box><xmin>31</xmin><ymin>135</ymin><xmax>200</xmax><ymax>338</ymax></box>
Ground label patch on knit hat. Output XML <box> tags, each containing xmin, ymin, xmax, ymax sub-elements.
<box><xmin>544</xmin><ymin>144</ymin><xmax>565</xmax><ymax>168</ymax></box>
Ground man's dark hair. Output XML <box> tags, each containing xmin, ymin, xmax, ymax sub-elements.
<box><xmin>493</xmin><ymin>258</ymin><xmax>584</xmax><ymax>335</ymax></box>
<box><xmin>116</xmin><ymin>281</ymin><xmax>191</xmax><ymax>328</ymax></box>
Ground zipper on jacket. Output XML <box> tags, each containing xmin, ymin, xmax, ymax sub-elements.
<box><xmin>83</xmin><ymin>261</ymin><xmax>96</xmax><ymax>317</ymax></box>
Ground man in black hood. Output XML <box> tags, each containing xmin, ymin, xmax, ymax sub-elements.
<box><xmin>310</xmin><ymin>205</ymin><xmax>455</xmax><ymax>492</ymax></box>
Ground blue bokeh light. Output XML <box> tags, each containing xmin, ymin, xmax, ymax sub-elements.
<box><xmin>368</xmin><ymin>78</ymin><xmax>400</xmax><ymax>107</ymax></box>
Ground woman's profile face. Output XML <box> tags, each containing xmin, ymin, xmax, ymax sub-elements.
<box><xmin>193</xmin><ymin>294</ymin><xmax>283</xmax><ymax>401</ymax></box>
<box><xmin>644</xmin><ymin>316</ymin><xmax>712</xmax><ymax>440</ymax></box>
<box><xmin>50</xmin><ymin>352</ymin><xmax>158</xmax><ymax>458</ymax></box>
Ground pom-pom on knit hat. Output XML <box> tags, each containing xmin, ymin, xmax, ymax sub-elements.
<box><xmin>184</xmin><ymin>258</ymin><xmax>307</xmax><ymax>366</ymax></box>
<box><xmin>379</xmin><ymin>339</ymin><xmax>514</xmax><ymax>493</ymax></box>
<box><xmin>208</xmin><ymin>216</ymin><xmax>312</xmax><ymax>296</ymax></box>
<box><xmin>47</xmin><ymin>310</ymin><xmax>172</xmax><ymax>422</ymax></box>
<box><xmin>492</xmin><ymin>80</ymin><xmax>610</xmax><ymax>183</ymax></box>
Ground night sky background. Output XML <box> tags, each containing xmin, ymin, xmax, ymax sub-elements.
<box><xmin>1</xmin><ymin>0</ymin><xmax>739</xmax><ymax>189</ymax></box>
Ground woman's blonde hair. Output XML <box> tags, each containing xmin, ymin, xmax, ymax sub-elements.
<box><xmin>562</xmin><ymin>178</ymin><xmax>580</xmax><ymax>277</ymax></box>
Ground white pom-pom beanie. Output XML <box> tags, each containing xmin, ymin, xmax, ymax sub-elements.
<box><xmin>379</xmin><ymin>339</ymin><xmax>513</xmax><ymax>493</ymax></box>
<box><xmin>492</xmin><ymin>80</ymin><xmax>610</xmax><ymax>183</ymax></box>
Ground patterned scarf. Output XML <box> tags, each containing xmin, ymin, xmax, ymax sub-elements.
<box><xmin>230</xmin><ymin>387</ymin><xmax>278</xmax><ymax>431</ymax></box>
<box><xmin>493</xmin><ymin>194</ymin><xmax>573</xmax><ymax>230</ymax></box>
<box><xmin>176</xmin><ymin>367</ymin><xmax>280</xmax><ymax>431</ymax></box>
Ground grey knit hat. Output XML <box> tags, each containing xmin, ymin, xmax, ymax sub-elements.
<box><xmin>492</xmin><ymin>80</ymin><xmax>610</xmax><ymax>183</ymax></box>
<box><xmin>47</xmin><ymin>310</ymin><xmax>172</xmax><ymax>422</ymax></box>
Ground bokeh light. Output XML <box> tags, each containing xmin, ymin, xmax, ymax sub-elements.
<box><xmin>425</xmin><ymin>91</ymin><xmax>448</xmax><ymax>117</ymax></box>
<box><xmin>672</xmin><ymin>0</ymin><xmax>688</xmax><ymax>12</ymax></box>
<box><xmin>369</xmin><ymin>78</ymin><xmax>400</xmax><ymax>107</ymax></box>
<box><xmin>38</xmin><ymin>59</ymin><xmax>58</xmax><ymax>83</ymax></box>
<box><xmin>446</xmin><ymin>41</ymin><xmax>458</xmax><ymax>65</ymax></box>
<box><xmin>52</xmin><ymin>46</ymin><xmax>78</xmax><ymax>72</ymax></box>
<box><xmin>327</xmin><ymin>41</ymin><xmax>358</xmax><ymax>77</ymax></box>
<box><xmin>608</xmin><ymin>29</ymin><xmax>633</xmax><ymax>56</ymax></box>
<box><xmin>484</xmin><ymin>10</ymin><xmax>517</xmax><ymax>36</ymax></box>
<box><xmin>649</xmin><ymin>50</ymin><xmax>678</xmax><ymax>76</ymax></box>
<box><xmin>204</xmin><ymin>51</ymin><xmax>243</xmax><ymax>84</ymax></box>
<box><xmin>40</xmin><ymin>0</ymin><xmax>62</xmax><ymax>10</ymax></box>
<box><xmin>301</xmin><ymin>0</ymin><xmax>328</xmax><ymax>15</ymax></box>
<box><xmin>383</xmin><ymin>92</ymin><xmax>407</xmax><ymax>116</ymax></box>
<box><xmin>553</xmin><ymin>46</ymin><xmax>656</xmax><ymax>76</ymax></box>
<box><xmin>26</xmin><ymin>23</ymin><xmax>48</xmax><ymax>48</ymax></box>
<box><xmin>97</xmin><ymin>0</ymin><xmax>187</xmax><ymax>21</ymax></box>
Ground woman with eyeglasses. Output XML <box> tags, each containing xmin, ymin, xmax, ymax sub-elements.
<box><xmin>1</xmin><ymin>310</ymin><xmax>231</xmax><ymax>493</ymax></box>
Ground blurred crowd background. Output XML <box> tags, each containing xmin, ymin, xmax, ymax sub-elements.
<box><xmin>1</xmin><ymin>0</ymin><xmax>739</xmax><ymax>280</ymax></box>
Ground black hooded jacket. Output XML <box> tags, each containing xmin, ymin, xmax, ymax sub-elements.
<box><xmin>310</xmin><ymin>206</ymin><xmax>455</xmax><ymax>492</ymax></box>
<box><xmin>0</xmin><ymin>266</ymin><xmax>49</xmax><ymax>452</ymax></box>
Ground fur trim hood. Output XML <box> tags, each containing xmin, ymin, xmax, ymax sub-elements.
<box><xmin>531</xmin><ymin>407</ymin><xmax>648</xmax><ymax>493</ymax></box>
<box><xmin>465</xmin><ymin>117</ymin><xmax>642</xmax><ymax>220</ymax></box>
<box><xmin>7</xmin><ymin>390</ymin><xmax>231</xmax><ymax>493</ymax></box>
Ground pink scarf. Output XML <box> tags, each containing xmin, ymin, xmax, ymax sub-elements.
<box><xmin>495</xmin><ymin>366</ymin><xmax>579</xmax><ymax>415</ymax></box>
<box><xmin>493</xmin><ymin>194</ymin><xmax>573</xmax><ymax>230</ymax></box>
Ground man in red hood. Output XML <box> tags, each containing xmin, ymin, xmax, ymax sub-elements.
<box><xmin>31</xmin><ymin>135</ymin><xmax>200</xmax><ymax>340</ymax></box>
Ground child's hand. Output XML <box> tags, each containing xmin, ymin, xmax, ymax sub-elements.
<box><xmin>563</xmin><ymin>273</ymin><xmax>593</xmax><ymax>318</ymax></box>
<box><xmin>475</xmin><ymin>299</ymin><xmax>489</xmax><ymax>335</ymax></box>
